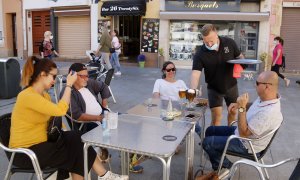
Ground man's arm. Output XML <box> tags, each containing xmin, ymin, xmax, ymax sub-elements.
<box><xmin>102</xmin><ymin>99</ymin><xmax>108</xmax><ymax>108</ymax></box>
<box><xmin>78</xmin><ymin>113</ymin><xmax>103</xmax><ymax>122</ymax></box>
<box><xmin>190</xmin><ymin>70</ymin><xmax>201</xmax><ymax>89</ymax></box>
<box><xmin>236</xmin><ymin>93</ymin><xmax>252</xmax><ymax>137</ymax></box>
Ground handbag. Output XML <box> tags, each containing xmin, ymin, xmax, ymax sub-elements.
<box><xmin>109</xmin><ymin>47</ymin><xmax>115</xmax><ymax>53</ymax></box>
<box><xmin>47</xmin><ymin>116</ymin><xmax>62</xmax><ymax>142</ymax></box>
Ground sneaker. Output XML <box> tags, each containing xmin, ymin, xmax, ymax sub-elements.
<box><xmin>218</xmin><ymin>168</ymin><xmax>230</xmax><ymax>180</ymax></box>
<box><xmin>129</xmin><ymin>164</ymin><xmax>144</xmax><ymax>173</ymax></box>
<box><xmin>98</xmin><ymin>148</ymin><xmax>110</xmax><ymax>163</ymax></box>
<box><xmin>285</xmin><ymin>79</ymin><xmax>290</xmax><ymax>87</ymax></box>
<box><xmin>115</xmin><ymin>71</ymin><xmax>121</xmax><ymax>76</ymax></box>
<box><xmin>98</xmin><ymin>171</ymin><xmax>128</xmax><ymax>180</ymax></box>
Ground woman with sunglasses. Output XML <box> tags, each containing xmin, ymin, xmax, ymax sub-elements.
<box><xmin>9</xmin><ymin>57</ymin><xmax>128</xmax><ymax>180</ymax></box>
<box><xmin>153</xmin><ymin>61</ymin><xmax>187</xmax><ymax>101</ymax></box>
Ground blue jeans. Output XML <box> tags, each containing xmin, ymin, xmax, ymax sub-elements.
<box><xmin>202</xmin><ymin>126</ymin><xmax>249</xmax><ymax>170</ymax></box>
<box><xmin>110</xmin><ymin>52</ymin><xmax>121</xmax><ymax>72</ymax></box>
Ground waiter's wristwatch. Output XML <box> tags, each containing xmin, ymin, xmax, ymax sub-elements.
<box><xmin>238</xmin><ymin>107</ymin><xmax>246</xmax><ymax>113</ymax></box>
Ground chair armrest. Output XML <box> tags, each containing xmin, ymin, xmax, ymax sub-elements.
<box><xmin>228</xmin><ymin>158</ymin><xmax>300</xmax><ymax>179</ymax></box>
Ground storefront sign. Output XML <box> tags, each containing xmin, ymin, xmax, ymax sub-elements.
<box><xmin>101</xmin><ymin>1</ymin><xmax>146</xmax><ymax>16</ymax></box>
<box><xmin>141</xmin><ymin>19</ymin><xmax>159</xmax><ymax>53</ymax></box>
<box><xmin>165</xmin><ymin>0</ymin><xmax>241</xmax><ymax>12</ymax></box>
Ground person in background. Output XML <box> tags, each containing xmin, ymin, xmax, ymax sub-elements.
<box><xmin>190</xmin><ymin>24</ymin><xmax>244</xmax><ymax>126</ymax></box>
<box><xmin>39</xmin><ymin>31</ymin><xmax>59</xmax><ymax>59</ymax></box>
<box><xmin>153</xmin><ymin>61</ymin><xmax>188</xmax><ymax>101</ymax></box>
<box><xmin>271</xmin><ymin>36</ymin><xmax>290</xmax><ymax>87</ymax></box>
<box><xmin>10</xmin><ymin>56</ymin><xmax>128</xmax><ymax>180</ymax></box>
<box><xmin>96</xmin><ymin>28</ymin><xmax>112</xmax><ymax>70</ymax></box>
<box><xmin>110</xmin><ymin>30</ymin><xmax>122</xmax><ymax>76</ymax></box>
<box><xmin>197</xmin><ymin>71</ymin><xmax>283</xmax><ymax>179</ymax></box>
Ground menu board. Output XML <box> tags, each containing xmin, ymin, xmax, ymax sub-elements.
<box><xmin>98</xmin><ymin>20</ymin><xmax>111</xmax><ymax>43</ymax></box>
<box><xmin>141</xmin><ymin>19</ymin><xmax>159</xmax><ymax>53</ymax></box>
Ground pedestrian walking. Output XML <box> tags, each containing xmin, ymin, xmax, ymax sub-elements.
<box><xmin>110</xmin><ymin>30</ymin><xmax>122</xmax><ymax>76</ymax></box>
<box><xmin>39</xmin><ymin>31</ymin><xmax>59</xmax><ymax>59</ymax></box>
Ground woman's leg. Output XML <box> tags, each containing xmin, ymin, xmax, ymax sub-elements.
<box><xmin>271</xmin><ymin>64</ymin><xmax>285</xmax><ymax>79</ymax></box>
<box><xmin>115</xmin><ymin>52</ymin><xmax>121</xmax><ymax>72</ymax></box>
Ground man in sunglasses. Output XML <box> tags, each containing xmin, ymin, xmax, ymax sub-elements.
<box><xmin>197</xmin><ymin>71</ymin><xmax>283</xmax><ymax>179</ymax></box>
<box><xmin>190</xmin><ymin>24</ymin><xmax>245</xmax><ymax>126</ymax></box>
<box><xmin>60</xmin><ymin>63</ymin><xmax>111</xmax><ymax>161</ymax></box>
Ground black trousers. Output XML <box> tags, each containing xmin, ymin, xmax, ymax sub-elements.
<box><xmin>13</xmin><ymin>131</ymin><xmax>96</xmax><ymax>178</ymax></box>
<box><xmin>271</xmin><ymin>64</ymin><xmax>285</xmax><ymax>79</ymax></box>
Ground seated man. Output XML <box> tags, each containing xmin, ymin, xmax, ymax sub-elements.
<box><xmin>60</xmin><ymin>63</ymin><xmax>111</xmax><ymax>161</ymax></box>
<box><xmin>198</xmin><ymin>71</ymin><xmax>283</xmax><ymax>179</ymax></box>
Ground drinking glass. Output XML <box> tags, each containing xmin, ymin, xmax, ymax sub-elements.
<box><xmin>178</xmin><ymin>88</ymin><xmax>187</xmax><ymax>110</ymax></box>
<box><xmin>186</xmin><ymin>89</ymin><xmax>196</xmax><ymax>110</ymax></box>
<box><xmin>108</xmin><ymin>112</ymin><xmax>118</xmax><ymax>129</ymax></box>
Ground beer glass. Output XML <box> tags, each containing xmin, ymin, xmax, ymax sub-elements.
<box><xmin>186</xmin><ymin>89</ymin><xmax>196</xmax><ymax>110</ymax></box>
<box><xmin>178</xmin><ymin>88</ymin><xmax>187</xmax><ymax>110</ymax></box>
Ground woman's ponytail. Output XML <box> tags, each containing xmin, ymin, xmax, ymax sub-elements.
<box><xmin>20</xmin><ymin>56</ymin><xmax>35</xmax><ymax>87</ymax></box>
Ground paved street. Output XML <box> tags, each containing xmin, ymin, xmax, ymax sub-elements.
<box><xmin>1</xmin><ymin>61</ymin><xmax>300</xmax><ymax>180</ymax></box>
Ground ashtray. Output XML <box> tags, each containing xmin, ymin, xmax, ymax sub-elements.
<box><xmin>162</xmin><ymin>135</ymin><xmax>177</xmax><ymax>141</ymax></box>
<box><xmin>162</xmin><ymin>117</ymin><xmax>174</xmax><ymax>121</ymax></box>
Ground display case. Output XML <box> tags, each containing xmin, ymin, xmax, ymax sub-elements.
<box><xmin>169</xmin><ymin>21</ymin><xmax>202</xmax><ymax>61</ymax></box>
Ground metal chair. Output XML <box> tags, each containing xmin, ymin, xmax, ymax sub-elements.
<box><xmin>105</xmin><ymin>68</ymin><xmax>116</xmax><ymax>103</ymax></box>
<box><xmin>228</xmin><ymin>157</ymin><xmax>300</xmax><ymax>180</ymax></box>
<box><xmin>0</xmin><ymin>113</ymin><xmax>57</xmax><ymax>180</ymax></box>
<box><xmin>217</xmin><ymin>124</ymin><xmax>282</xmax><ymax>179</ymax></box>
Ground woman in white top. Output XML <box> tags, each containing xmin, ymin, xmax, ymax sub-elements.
<box><xmin>110</xmin><ymin>30</ymin><xmax>122</xmax><ymax>76</ymax></box>
<box><xmin>153</xmin><ymin>61</ymin><xmax>187</xmax><ymax>101</ymax></box>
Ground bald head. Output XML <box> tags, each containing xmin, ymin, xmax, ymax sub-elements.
<box><xmin>258</xmin><ymin>71</ymin><xmax>279</xmax><ymax>93</ymax></box>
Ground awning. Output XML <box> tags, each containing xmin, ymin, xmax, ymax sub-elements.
<box><xmin>160</xmin><ymin>11</ymin><xmax>270</xmax><ymax>21</ymax></box>
<box><xmin>101</xmin><ymin>0</ymin><xmax>146</xmax><ymax>16</ymax></box>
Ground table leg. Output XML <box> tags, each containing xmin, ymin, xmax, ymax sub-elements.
<box><xmin>157</xmin><ymin>156</ymin><xmax>172</xmax><ymax>180</ymax></box>
<box><xmin>120</xmin><ymin>151</ymin><xmax>129</xmax><ymax>175</ymax></box>
<box><xmin>83</xmin><ymin>143</ymin><xmax>89</xmax><ymax>180</ymax></box>
<box><xmin>184</xmin><ymin>128</ymin><xmax>194</xmax><ymax>180</ymax></box>
<box><xmin>200</xmin><ymin>115</ymin><xmax>206</xmax><ymax>167</ymax></box>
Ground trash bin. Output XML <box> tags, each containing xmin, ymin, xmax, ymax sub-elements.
<box><xmin>0</xmin><ymin>58</ymin><xmax>21</xmax><ymax>99</ymax></box>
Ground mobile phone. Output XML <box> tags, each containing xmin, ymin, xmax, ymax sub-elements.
<box><xmin>71</xmin><ymin>70</ymin><xmax>75</xmax><ymax>75</ymax></box>
<box><xmin>185</xmin><ymin>114</ymin><xmax>195</xmax><ymax>118</ymax></box>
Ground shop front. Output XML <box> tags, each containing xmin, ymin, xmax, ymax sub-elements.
<box><xmin>99</xmin><ymin>0</ymin><xmax>160</xmax><ymax>67</ymax></box>
<box><xmin>99</xmin><ymin>0</ymin><xmax>146</xmax><ymax>63</ymax></box>
<box><xmin>160</xmin><ymin>0</ymin><xmax>269</xmax><ymax>71</ymax></box>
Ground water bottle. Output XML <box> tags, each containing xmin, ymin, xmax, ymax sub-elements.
<box><xmin>102</xmin><ymin>111</ymin><xmax>110</xmax><ymax>137</ymax></box>
<box><xmin>166</xmin><ymin>98</ymin><xmax>173</xmax><ymax>119</ymax></box>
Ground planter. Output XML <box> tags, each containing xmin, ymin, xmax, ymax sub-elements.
<box><xmin>158</xmin><ymin>56</ymin><xmax>165</xmax><ymax>69</ymax></box>
<box><xmin>139</xmin><ymin>61</ymin><xmax>145</xmax><ymax>68</ymax></box>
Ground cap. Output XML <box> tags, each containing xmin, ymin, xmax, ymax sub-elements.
<box><xmin>69</xmin><ymin>63</ymin><xmax>87</xmax><ymax>73</ymax></box>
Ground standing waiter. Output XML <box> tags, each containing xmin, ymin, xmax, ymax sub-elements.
<box><xmin>190</xmin><ymin>24</ymin><xmax>244</xmax><ymax>126</ymax></box>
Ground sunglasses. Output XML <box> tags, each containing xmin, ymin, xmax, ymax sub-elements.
<box><xmin>256</xmin><ymin>81</ymin><xmax>272</xmax><ymax>86</ymax></box>
<box><xmin>165</xmin><ymin>68</ymin><xmax>176</xmax><ymax>72</ymax></box>
<box><xmin>78</xmin><ymin>74</ymin><xmax>89</xmax><ymax>79</ymax></box>
<box><xmin>48</xmin><ymin>73</ymin><xmax>57</xmax><ymax>80</ymax></box>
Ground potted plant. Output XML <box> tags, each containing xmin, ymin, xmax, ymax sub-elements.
<box><xmin>259</xmin><ymin>52</ymin><xmax>268</xmax><ymax>72</ymax></box>
<box><xmin>158</xmin><ymin>48</ymin><xmax>165</xmax><ymax>68</ymax></box>
<box><xmin>137</xmin><ymin>54</ymin><xmax>146</xmax><ymax>68</ymax></box>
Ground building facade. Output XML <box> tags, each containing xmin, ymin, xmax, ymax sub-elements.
<box><xmin>23</xmin><ymin>0</ymin><xmax>98</xmax><ymax>59</ymax></box>
<box><xmin>0</xmin><ymin>0</ymin><xmax>23</xmax><ymax>59</ymax></box>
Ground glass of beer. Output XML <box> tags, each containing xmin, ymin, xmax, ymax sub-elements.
<box><xmin>186</xmin><ymin>89</ymin><xmax>196</xmax><ymax>110</ymax></box>
<box><xmin>178</xmin><ymin>89</ymin><xmax>187</xmax><ymax>110</ymax></box>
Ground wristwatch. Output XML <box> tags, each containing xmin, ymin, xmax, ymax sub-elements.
<box><xmin>238</xmin><ymin>107</ymin><xmax>246</xmax><ymax>113</ymax></box>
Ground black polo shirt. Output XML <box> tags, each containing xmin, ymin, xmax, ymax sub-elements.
<box><xmin>192</xmin><ymin>36</ymin><xmax>241</xmax><ymax>94</ymax></box>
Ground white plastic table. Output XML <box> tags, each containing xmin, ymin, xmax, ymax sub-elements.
<box><xmin>81</xmin><ymin>114</ymin><xmax>193</xmax><ymax>180</ymax></box>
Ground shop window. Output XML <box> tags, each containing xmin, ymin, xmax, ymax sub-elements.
<box><xmin>169</xmin><ymin>21</ymin><xmax>259</xmax><ymax>70</ymax></box>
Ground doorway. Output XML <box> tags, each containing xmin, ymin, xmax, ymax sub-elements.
<box><xmin>12</xmin><ymin>13</ymin><xmax>17</xmax><ymax>56</ymax></box>
<box><xmin>32</xmin><ymin>11</ymin><xmax>51</xmax><ymax>54</ymax></box>
<box><xmin>118</xmin><ymin>16</ymin><xmax>141</xmax><ymax>62</ymax></box>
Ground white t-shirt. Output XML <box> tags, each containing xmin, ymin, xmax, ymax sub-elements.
<box><xmin>78</xmin><ymin>87</ymin><xmax>102</xmax><ymax>116</ymax></box>
<box><xmin>152</xmin><ymin>79</ymin><xmax>188</xmax><ymax>101</ymax></box>
<box><xmin>112</xmin><ymin>36</ymin><xmax>121</xmax><ymax>53</ymax></box>
<box><xmin>234</xmin><ymin>97</ymin><xmax>283</xmax><ymax>153</ymax></box>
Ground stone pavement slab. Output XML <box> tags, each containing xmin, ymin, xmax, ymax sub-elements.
<box><xmin>1</xmin><ymin>62</ymin><xmax>300</xmax><ymax>180</ymax></box>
